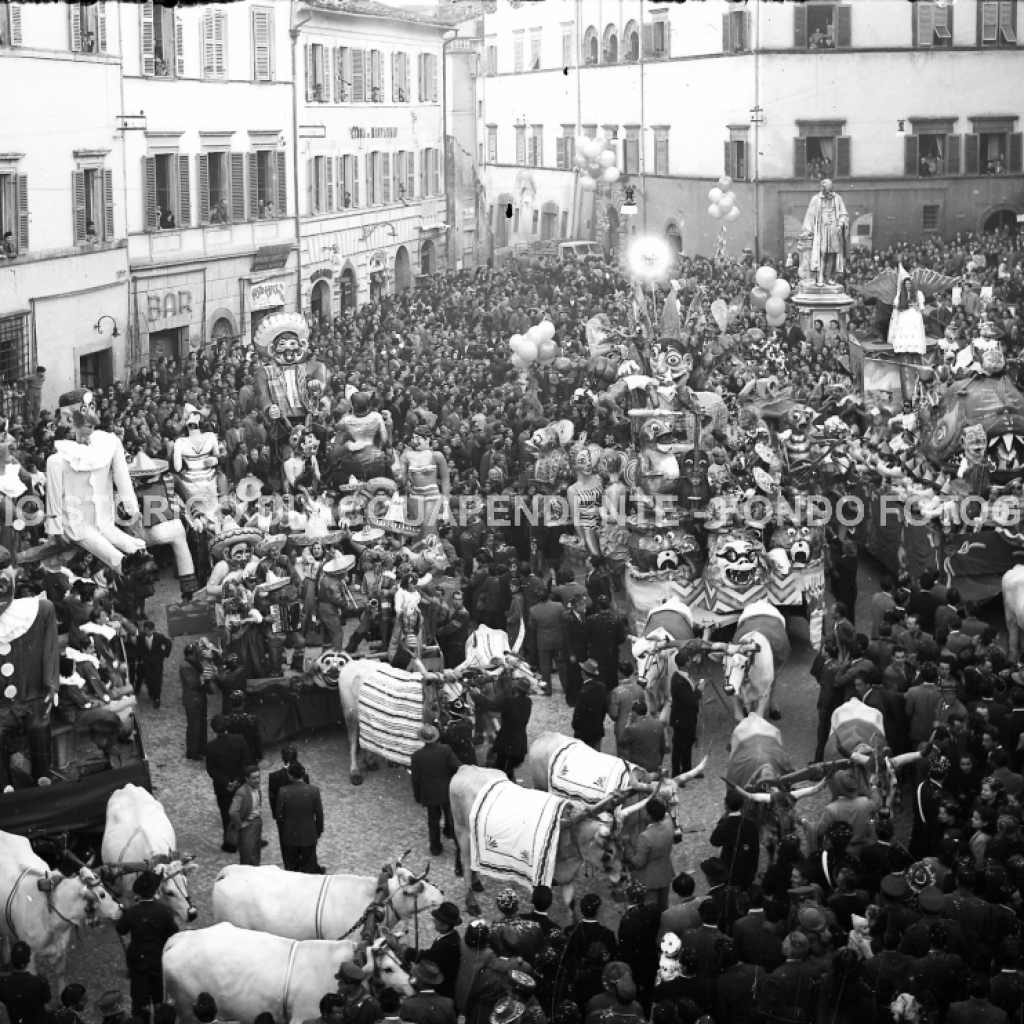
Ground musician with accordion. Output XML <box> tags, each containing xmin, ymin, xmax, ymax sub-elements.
<box><xmin>253</xmin><ymin>535</ymin><xmax>306</xmax><ymax>675</ymax></box>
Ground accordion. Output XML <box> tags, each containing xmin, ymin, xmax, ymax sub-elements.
<box><xmin>268</xmin><ymin>601</ymin><xmax>303</xmax><ymax>634</ymax></box>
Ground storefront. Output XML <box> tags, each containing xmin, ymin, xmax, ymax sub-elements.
<box><xmin>309</xmin><ymin>268</ymin><xmax>333</xmax><ymax>324</ymax></box>
<box><xmin>134</xmin><ymin>269</ymin><xmax>206</xmax><ymax>366</ymax></box>
<box><xmin>246</xmin><ymin>277</ymin><xmax>289</xmax><ymax>342</ymax></box>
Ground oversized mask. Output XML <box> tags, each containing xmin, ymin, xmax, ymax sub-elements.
<box><xmin>271</xmin><ymin>331</ymin><xmax>308</xmax><ymax>366</ymax></box>
<box><xmin>650</xmin><ymin>337</ymin><xmax>693</xmax><ymax>390</ymax></box>
<box><xmin>704</xmin><ymin>529</ymin><xmax>768</xmax><ymax>612</ymax></box>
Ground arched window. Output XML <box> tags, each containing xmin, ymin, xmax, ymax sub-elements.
<box><xmin>666</xmin><ymin>223</ymin><xmax>683</xmax><ymax>258</ymax></box>
<box><xmin>623</xmin><ymin>21</ymin><xmax>640</xmax><ymax>61</ymax></box>
<box><xmin>602</xmin><ymin>25</ymin><xmax>618</xmax><ymax>63</ymax></box>
<box><xmin>583</xmin><ymin>26</ymin><xmax>598</xmax><ymax>64</ymax></box>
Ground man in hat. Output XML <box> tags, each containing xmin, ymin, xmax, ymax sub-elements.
<box><xmin>180</xmin><ymin>641</ymin><xmax>216</xmax><ymax>760</ymax></box>
<box><xmin>754</xmin><ymin>932</ymin><xmax>823</xmax><ymax>1018</ymax></box>
<box><xmin>114</xmin><ymin>872</ymin><xmax>179</xmax><ymax>1024</ymax></box>
<box><xmin>619</xmin><ymin>700</ymin><xmax>667</xmax><ymax>774</ymax></box>
<box><xmin>205</xmin><ymin>715</ymin><xmax>251</xmax><ymax>852</ymax></box>
<box><xmin>0</xmin><ymin>942</ymin><xmax>51</xmax><ymax>1024</ymax></box>
<box><xmin>225</xmin><ymin>690</ymin><xmax>263</xmax><ymax>763</ymax></box>
<box><xmin>408</xmin><ymin>903</ymin><xmax>463</xmax><ymax>1002</ymax></box>
<box><xmin>616</xmin><ymin>881</ymin><xmax>660</xmax><ymax>1011</ymax></box>
<box><xmin>623</xmin><ymin>798</ymin><xmax>675</xmax><ymax>913</ymax></box>
<box><xmin>571</xmin><ymin>659</ymin><xmax>608</xmax><ymax>751</ymax></box>
<box><xmin>558</xmin><ymin>592</ymin><xmax>589</xmax><ymax>707</ymax></box>
<box><xmin>269</xmin><ymin>745</ymin><xmax>308</xmax><ymax>820</ymax></box>
<box><xmin>317</xmin><ymin>552</ymin><xmax>356</xmax><ymax>650</ymax></box>
<box><xmin>399</xmin><ymin>961</ymin><xmax>455</xmax><ymax>1024</ymax></box>
<box><xmin>565</xmin><ymin>893</ymin><xmax>618</xmax><ymax>962</ymax></box>
<box><xmin>275</xmin><ymin>760</ymin><xmax>324</xmax><ymax>873</ymax></box>
<box><xmin>814</xmin><ymin>767</ymin><xmax>882</xmax><ymax>856</ymax></box>
<box><xmin>46</xmin><ymin>388</ymin><xmax>146</xmax><ymax>571</ymax></box>
<box><xmin>910</xmin><ymin>755</ymin><xmax>950</xmax><ymax>859</ymax></box>
<box><xmin>334</xmin><ymin>962</ymin><xmax>379</xmax><ymax>1024</ymax></box>
<box><xmin>207</xmin><ymin>527</ymin><xmax>262</xmax><ymax>637</ymax></box>
<box><xmin>96</xmin><ymin>991</ymin><xmax>128</xmax><ymax>1024</ymax></box>
<box><xmin>584</xmin><ymin>594</ymin><xmax>626</xmax><ymax>688</ymax></box>
<box><xmin>127</xmin><ymin>619</ymin><xmax>173</xmax><ymax>709</ymax></box>
<box><xmin>709</xmin><ymin>789</ymin><xmax>761</xmax><ymax>891</ymax></box>
<box><xmin>410</xmin><ymin>724</ymin><xmax>461</xmax><ymax>857</ymax></box>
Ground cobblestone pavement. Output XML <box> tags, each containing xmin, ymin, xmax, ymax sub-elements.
<box><xmin>60</xmin><ymin>556</ymin><xmax>907</xmax><ymax>999</ymax></box>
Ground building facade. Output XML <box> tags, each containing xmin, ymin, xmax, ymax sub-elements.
<box><xmin>477</xmin><ymin>0</ymin><xmax>1024</xmax><ymax>261</ymax></box>
<box><xmin>121</xmin><ymin>0</ymin><xmax>298</xmax><ymax>368</ymax></box>
<box><xmin>295</xmin><ymin>0</ymin><xmax>448</xmax><ymax>319</ymax></box>
<box><xmin>0</xmin><ymin>1</ymin><xmax>130</xmax><ymax>413</ymax></box>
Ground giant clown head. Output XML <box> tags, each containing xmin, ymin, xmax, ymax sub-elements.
<box><xmin>59</xmin><ymin>389</ymin><xmax>100</xmax><ymax>443</ymax></box>
<box><xmin>650</xmin><ymin>337</ymin><xmax>693</xmax><ymax>392</ymax></box>
<box><xmin>704</xmin><ymin>529</ymin><xmax>768</xmax><ymax>612</ymax></box>
<box><xmin>253</xmin><ymin>311</ymin><xmax>311</xmax><ymax>367</ymax></box>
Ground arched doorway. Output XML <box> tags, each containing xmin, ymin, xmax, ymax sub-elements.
<box><xmin>310</xmin><ymin>280</ymin><xmax>331</xmax><ymax>324</ymax></box>
<box><xmin>666</xmin><ymin>223</ymin><xmax>683</xmax><ymax>260</ymax></box>
<box><xmin>602</xmin><ymin>25</ymin><xmax>618</xmax><ymax>63</ymax></box>
<box><xmin>605</xmin><ymin>204</ymin><xmax>620</xmax><ymax>258</ymax></box>
<box><xmin>495</xmin><ymin>194</ymin><xmax>511</xmax><ymax>248</ymax></box>
<box><xmin>395</xmin><ymin>246</ymin><xmax>412</xmax><ymax>292</ymax></box>
<box><xmin>982</xmin><ymin>207</ymin><xmax>1018</xmax><ymax>234</ymax></box>
<box><xmin>420</xmin><ymin>239</ymin><xmax>436</xmax><ymax>276</ymax></box>
<box><xmin>339</xmin><ymin>266</ymin><xmax>357</xmax><ymax>309</ymax></box>
<box><xmin>209</xmin><ymin>315</ymin><xmax>235</xmax><ymax>355</ymax></box>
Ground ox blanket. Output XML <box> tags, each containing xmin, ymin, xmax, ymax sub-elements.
<box><xmin>548</xmin><ymin>738</ymin><xmax>632</xmax><ymax>807</ymax></box>
<box><xmin>470</xmin><ymin>778</ymin><xmax>567</xmax><ymax>889</ymax></box>
<box><xmin>357</xmin><ymin>664</ymin><xmax>425</xmax><ymax>768</ymax></box>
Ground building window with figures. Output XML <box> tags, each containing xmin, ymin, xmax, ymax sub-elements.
<box><xmin>140</xmin><ymin>2</ymin><xmax>182</xmax><ymax>77</ymax></box>
<box><xmin>642</xmin><ymin>17</ymin><xmax>669</xmax><ymax>58</ymax></box>
<box><xmin>602</xmin><ymin>24</ymin><xmax>617</xmax><ymax>63</ymax></box>
<box><xmin>904</xmin><ymin>122</ymin><xmax>960</xmax><ymax>178</ymax></box>
<box><xmin>0</xmin><ymin>315</ymin><xmax>31</xmax><ymax>386</ymax></box>
<box><xmin>70</xmin><ymin>1</ymin><xmax>105</xmax><ymax>53</ymax></box>
<box><xmin>794</xmin><ymin>2</ymin><xmax>852</xmax><ymax>49</ymax></box>
<box><xmin>73</xmin><ymin>166</ymin><xmax>114</xmax><ymax>244</ymax></box>
<box><xmin>556</xmin><ymin>126</ymin><xmax>574</xmax><ymax>169</ymax></box>
<box><xmin>723</xmin><ymin>9</ymin><xmax>750</xmax><ymax>52</ymax></box>
<box><xmin>530</xmin><ymin>31</ymin><xmax>541</xmax><ymax>69</ymax></box>
<box><xmin>252</xmin><ymin>148</ymin><xmax>286</xmax><ymax>219</ymax></box>
<box><xmin>307</xmin><ymin>43</ymin><xmax>328</xmax><ymax>101</ymax></box>
<box><xmin>623</xmin><ymin>21</ymin><xmax>639</xmax><ymax>61</ymax></box>
<box><xmin>145</xmin><ymin>152</ymin><xmax>189</xmax><ymax>231</ymax></box>
<box><xmin>794</xmin><ymin>124</ymin><xmax>850</xmax><ymax>179</ymax></box>
<box><xmin>965</xmin><ymin>118</ymin><xmax>1023</xmax><ymax>174</ymax></box>
<box><xmin>726</xmin><ymin>130</ymin><xmax>749</xmax><ymax>181</ymax></box>
<box><xmin>0</xmin><ymin>3</ymin><xmax>22</xmax><ymax>47</ymax></box>
<box><xmin>529</xmin><ymin>126</ymin><xmax>543</xmax><ymax>168</ymax></box>
<box><xmin>0</xmin><ymin>171</ymin><xmax>28</xmax><ymax>257</ymax></box>
<box><xmin>340</xmin><ymin>155</ymin><xmax>359</xmax><ymax>207</ymax></box>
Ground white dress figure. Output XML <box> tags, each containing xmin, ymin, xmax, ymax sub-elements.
<box><xmin>889</xmin><ymin>272</ymin><xmax>927</xmax><ymax>357</ymax></box>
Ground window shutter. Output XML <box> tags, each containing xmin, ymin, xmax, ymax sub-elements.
<box><xmin>16</xmin><ymin>175</ymin><xmax>28</xmax><ymax>253</ymax></box>
<box><xmin>325</xmin><ymin>156</ymin><xmax>334</xmax><ymax>212</ymax></box>
<box><xmin>531</xmin><ymin>34</ymin><xmax>540</xmax><ymax>68</ymax></box>
<box><xmin>722</xmin><ymin>13</ymin><xmax>731</xmax><ymax>53</ymax></box>
<box><xmin>419</xmin><ymin>151</ymin><xmax>426</xmax><ymax>199</ymax></box>
<box><xmin>794</xmin><ymin>4</ymin><xmax>808</xmax><ymax>48</ymax></box>
<box><xmin>253</xmin><ymin>9</ymin><xmax>272</xmax><ymax>82</ymax></box>
<box><xmin>1010</xmin><ymin>133</ymin><xmax>1024</xmax><ymax>174</ymax></box>
<box><xmin>144</xmin><ymin>156</ymin><xmax>157</xmax><ymax>230</ymax></box>
<box><xmin>406</xmin><ymin>151</ymin><xmax>414</xmax><ymax>198</ymax></box>
<box><xmin>557</xmin><ymin>137</ymin><xmax>566</xmax><ymax>169</ymax></box>
<box><xmin>231</xmin><ymin>152</ymin><xmax>245</xmax><ymax>222</ymax></box>
<box><xmin>430</xmin><ymin>53</ymin><xmax>438</xmax><ymax>101</ymax></box>
<box><xmin>73</xmin><ymin>170</ymin><xmax>86</xmax><ymax>243</ymax></box>
<box><xmin>656</xmin><ymin>138</ymin><xmax>668</xmax><ymax>175</ymax></box>
<box><xmin>965</xmin><ymin>133</ymin><xmax>980</xmax><ymax>173</ymax></box>
<box><xmin>214</xmin><ymin>9</ymin><xmax>225</xmax><ymax>77</ymax></box>
<box><xmin>915</xmin><ymin>1</ymin><xmax>932</xmax><ymax>46</ymax></box>
<box><xmin>982</xmin><ymin>1</ymin><xmax>999</xmax><ymax>42</ymax></box>
<box><xmin>404</xmin><ymin>52</ymin><xmax>411</xmax><ymax>98</ymax></box>
<box><xmin>248</xmin><ymin>152</ymin><xmax>258</xmax><ymax>218</ymax></box>
<box><xmin>946</xmin><ymin>135</ymin><xmax>961</xmax><ymax>175</ymax></box>
<box><xmin>836</xmin><ymin>136</ymin><xmax>851</xmax><ymax>178</ymax></box>
<box><xmin>392</xmin><ymin>52</ymin><xmax>399</xmax><ymax>101</ymax></box>
<box><xmin>516</xmin><ymin>129</ymin><xmax>525</xmax><ymax>166</ymax></box>
<box><xmin>103</xmin><ymin>168</ymin><xmax>114</xmax><ymax>240</ymax></box>
<box><xmin>9</xmin><ymin>3</ymin><xmax>22</xmax><ymax>45</ymax></box>
<box><xmin>514</xmin><ymin>36</ymin><xmax>523</xmax><ymax>71</ymax></box>
<box><xmin>742</xmin><ymin>12</ymin><xmax>751</xmax><ymax>50</ymax></box>
<box><xmin>175</xmin><ymin>11</ymin><xmax>184</xmax><ymax>76</ymax></box>
<box><xmin>382</xmin><ymin>153</ymin><xmax>390</xmax><ymax>204</ymax></box>
<box><xmin>97</xmin><ymin>1</ymin><xmax>106</xmax><ymax>52</ymax></box>
<box><xmin>352</xmin><ymin>154</ymin><xmax>359</xmax><ymax>207</ymax></box>
<box><xmin>353</xmin><ymin>49</ymin><xmax>365</xmax><ymax>102</ymax></box>
<box><xmin>1001</xmin><ymin>0</ymin><xmax>1017</xmax><ymax>43</ymax></box>
<box><xmin>642</xmin><ymin>23</ymin><xmax>653</xmax><ymax>57</ymax></box>
<box><xmin>141</xmin><ymin>2</ymin><xmax>155</xmax><ymax>75</ymax></box>
<box><xmin>70</xmin><ymin>4</ymin><xmax>81</xmax><ymax>51</ymax></box>
<box><xmin>332</xmin><ymin>47</ymin><xmax>339</xmax><ymax>102</ymax></box>
<box><xmin>178</xmin><ymin>153</ymin><xmax>190</xmax><ymax>226</ymax></box>
<box><xmin>836</xmin><ymin>5</ymin><xmax>852</xmax><ymax>47</ymax></box>
<box><xmin>724</xmin><ymin>141</ymin><xmax>733</xmax><ymax>179</ymax></box>
<box><xmin>489</xmin><ymin>44</ymin><xmax>497</xmax><ymax>75</ymax></box>
<box><xmin>198</xmin><ymin>152</ymin><xmax>210</xmax><ymax>224</ymax></box>
<box><xmin>276</xmin><ymin>150</ymin><xmax>287</xmax><ymax>214</ymax></box>
<box><xmin>904</xmin><ymin>135</ymin><xmax>919</xmax><ymax>177</ymax></box>
<box><xmin>794</xmin><ymin>137</ymin><xmax>807</xmax><ymax>179</ymax></box>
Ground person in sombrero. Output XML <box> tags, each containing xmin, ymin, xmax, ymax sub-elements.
<box><xmin>253</xmin><ymin>535</ymin><xmax>305</xmax><ymax>674</ymax></box>
<box><xmin>207</xmin><ymin>527</ymin><xmax>262</xmax><ymax>642</ymax></box>
<box><xmin>316</xmin><ymin>551</ymin><xmax>357</xmax><ymax>649</ymax></box>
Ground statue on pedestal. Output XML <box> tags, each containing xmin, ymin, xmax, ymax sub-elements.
<box><xmin>800</xmin><ymin>178</ymin><xmax>849</xmax><ymax>288</ymax></box>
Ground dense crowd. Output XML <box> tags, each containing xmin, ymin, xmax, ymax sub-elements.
<box><xmin>5</xmin><ymin>223</ymin><xmax>1024</xmax><ymax>1024</ymax></box>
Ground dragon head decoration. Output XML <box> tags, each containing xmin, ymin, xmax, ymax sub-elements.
<box><xmin>627</xmin><ymin>521</ymin><xmax>704</xmax><ymax>580</ymax></box>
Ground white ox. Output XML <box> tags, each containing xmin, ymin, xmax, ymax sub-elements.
<box><xmin>0</xmin><ymin>830</ymin><xmax>123</xmax><ymax>990</ymax></box>
<box><xmin>716</xmin><ymin>601</ymin><xmax>790</xmax><ymax>721</ymax></box>
<box><xmin>101</xmin><ymin>784</ymin><xmax>198</xmax><ymax>924</ymax></box>
<box><xmin>163</xmin><ymin>923</ymin><xmax>413</xmax><ymax>1024</ymax></box>
<box><xmin>212</xmin><ymin>861</ymin><xmax>444</xmax><ymax>941</ymax></box>
<box><xmin>1004</xmin><ymin>565</ymin><xmax>1024</xmax><ymax>660</ymax></box>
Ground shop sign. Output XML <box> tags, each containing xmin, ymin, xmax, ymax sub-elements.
<box><xmin>349</xmin><ymin>127</ymin><xmax>398</xmax><ymax>140</ymax></box>
<box><xmin>250</xmin><ymin>281</ymin><xmax>287</xmax><ymax>310</ymax></box>
<box><xmin>368</xmin><ymin>249</ymin><xmax>387</xmax><ymax>273</ymax></box>
<box><xmin>145</xmin><ymin>290</ymin><xmax>192</xmax><ymax>325</ymax></box>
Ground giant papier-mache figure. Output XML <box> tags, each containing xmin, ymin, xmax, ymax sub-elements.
<box><xmin>394</xmin><ymin>425</ymin><xmax>451</xmax><ymax>540</ymax></box>
<box><xmin>0</xmin><ymin>545</ymin><xmax>61</xmax><ymax>786</ymax></box>
<box><xmin>253</xmin><ymin>312</ymin><xmax>329</xmax><ymax>425</ymax></box>
<box><xmin>45</xmin><ymin>389</ymin><xmax>146</xmax><ymax>572</ymax></box>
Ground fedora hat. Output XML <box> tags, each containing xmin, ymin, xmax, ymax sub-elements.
<box><xmin>579</xmin><ymin>658</ymin><xmax>600</xmax><ymax>678</ymax></box>
<box><xmin>700</xmin><ymin>856</ymin><xmax>729</xmax><ymax>886</ymax></box>
<box><xmin>412</xmin><ymin>960</ymin><xmax>444</xmax><ymax>988</ymax></box>
<box><xmin>419</xmin><ymin>723</ymin><xmax>440</xmax><ymax>743</ymax></box>
<box><xmin>431</xmin><ymin>902</ymin><xmax>462</xmax><ymax>928</ymax></box>
<box><xmin>97</xmin><ymin>992</ymin><xmax>125</xmax><ymax>1017</ymax></box>
<box><xmin>132</xmin><ymin>871</ymin><xmax>160</xmax><ymax>898</ymax></box>
<box><xmin>126</xmin><ymin>451</ymin><xmax>169</xmax><ymax>477</ymax></box>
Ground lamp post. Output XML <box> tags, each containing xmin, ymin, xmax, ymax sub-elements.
<box><xmin>441</xmin><ymin>29</ymin><xmax>457</xmax><ymax>271</ymax></box>
<box><xmin>290</xmin><ymin>0</ymin><xmax>312</xmax><ymax>315</ymax></box>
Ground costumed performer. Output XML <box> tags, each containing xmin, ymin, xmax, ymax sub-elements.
<box><xmin>172</xmin><ymin>403</ymin><xmax>223</xmax><ymax>517</ymax></box>
<box><xmin>207</xmin><ymin>527</ymin><xmax>262</xmax><ymax>644</ymax></box>
<box><xmin>45</xmin><ymin>389</ymin><xmax>146</xmax><ymax>572</ymax></box>
<box><xmin>334</xmin><ymin>392</ymin><xmax>390</xmax><ymax>482</ymax></box>
<box><xmin>394</xmin><ymin>425</ymin><xmax>451</xmax><ymax>540</ymax></box>
<box><xmin>316</xmin><ymin>550</ymin><xmax>356</xmax><ymax>649</ymax></box>
<box><xmin>567</xmin><ymin>444</ymin><xmax>604</xmax><ymax>557</ymax></box>
<box><xmin>888</xmin><ymin>266</ymin><xmax>927</xmax><ymax>360</ymax></box>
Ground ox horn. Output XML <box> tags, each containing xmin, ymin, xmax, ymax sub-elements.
<box><xmin>396</xmin><ymin>848</ymin><xmax>412</xmax><ymax>869</ymax></box>
<box><xmin>413</xmin><ymin>862</ymin><xmax>431</xmax><ymax>882</ymax></box>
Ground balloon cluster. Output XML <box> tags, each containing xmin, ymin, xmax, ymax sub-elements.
<box><xmin>707</xmin><ymin>176</ymin><xmax>741</xmax><ymax>223</ymax></box>
<box><xmin>748</xmin><ymin>265</ymin><xmax>793</xmax><ymax>329</ymax></box>
<box><xmin>509</xmin><ymin>320</ymin><xmax>559</xmax><ymax>370</ymax></box>
<box><xmin>574</xmin><ymin>136</ymin><xmax>620</xmax><ymax>193</ymax></box>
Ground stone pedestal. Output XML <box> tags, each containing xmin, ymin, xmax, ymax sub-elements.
<box><xmin>793</xmin><ymin>280</ymin><xmax>856</xmax><ymax>346</ymax></box>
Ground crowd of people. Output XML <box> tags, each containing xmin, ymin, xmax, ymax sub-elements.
<box><xmin>4</xmin><ymin>222</ymin><xmax>1024</xmax><ymax>1024</ymax></box>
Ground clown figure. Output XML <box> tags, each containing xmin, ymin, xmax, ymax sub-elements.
<box><xmin>253</xmin><ymin>312</ymin><xmax>329</xmax><ymax>426</ymax></box>
<box><xmin>45</xmin><ymin>389</ymin><xmax>146</xmax><ymax>572</ymax></box>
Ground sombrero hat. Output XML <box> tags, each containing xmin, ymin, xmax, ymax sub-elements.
<box><xmin>235</xmin><ymin>476</ymin><xmax>263</xmax><ymax>503</ymax></box>
<box><xmin>359</xmin><ymin>478</ymin><xmax>398</xmax><ymax>502</ymax></box>
<box><xmin>337</xmin><ymin>478</ymin><xmax>362</xmax><ymax>496</ymax></box>
<box><xmin>350</xmin><ymin>526</ymin><xmax>385</xmax><ymax>545</ymax></box>
<box><xmin>368</xmin><ymin>495</ymin><xmax>419</xmax><ymax>538</ymax></box>
<box><xmin>255</xmin><ymin>570</ymin><xmax>290</xmax><ymax>594</ymax></box>
<box><xmin>127</xmin><ymin>452</ymin><xmax>169</xmax><ymax>477</ymax></box>
<box><xmin>211</xmin><ymin>526</ymin><xmax>263</xmax><ymax>561</ymax></box>
<box><xmin>290</xmin><ymin>529</ymin><xmax>348</xmax><ymax>548</ymax></box>
<box><xmin>255</xmin><ymin>535</ymin><xmax>288</xmax><ymax>557</ymax></box>
<box><xmin>322</xmin><ymin>552</ymin><xmax>356</xmax><ymax>575</ymax></box>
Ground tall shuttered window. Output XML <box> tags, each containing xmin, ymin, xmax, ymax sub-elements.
<box><xmin>340</xmin><ymin>155</ymin><xmax>359</xmax><ymax>208</ymax></box>
<box><xmin>913</xmin><ymin>2</ymin><xmax>953</xmax><ymax>47</ymax></box>
<box><xmin>141</xmin><ymin>2</ymin><xmax>183</xmax><ymax>77</ymax></box>
<box><xmin>201</xmin><ymin>7</ymin><xmax>226</xmax><ymax>79</ymax></box>
<box><xmin>252</xmin><ymin>7</ymin><xmax>274</xmax><ymax>82</ymax></box>
<box><xmin>487</xmin><ymin>127</ymin><xmax>497</xmax><ymax>163</ymax></box>
<box><xmin>654</xmin><ymin>130</ymin><xmax>669</xmax><ymax>175</ymax></box>
<box><xmin>0</xmin><ymin>173</ymin><xmax>28</xmax><ymax>255</ymax></box>
<box><xmin>307</xmin><ymin>43</ymin><xmax>328</xmax><ymax>101</ymax></box>
<box><xmin>144</xmin><ymin>152</ymin><xmax>190</xmax><ymax>230</ymax></box>
<box><xmin>70</xmin><ymin>2</ymin><xmax>106</xmax><ymax>53</ymax></box>
<box><xmin>0</xmin><ymin>4</ymin><xmax>24</xmax><ymax>48</ymax></box>
<box><xmin>250</xmin><ymin>149</ymin><xmax>286</xmax><ymax>219</ymax></box>
<box><xmin>979</xmin><ymin>0</ymin><xmax>1017</xmax><ymax>45</ymax></box>
<box><xmin>72</xmin><ymin>166</ymin><xmax>114</xmax><ymax>243</ymax></box>
<box><xmin>515</xmin><ymin>127</ymin><xmax>526</xmax><ymax>166</ymax></box>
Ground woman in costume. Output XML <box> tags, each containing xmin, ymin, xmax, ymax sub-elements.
<box><xmin>567</xmin><ymin>444</ymin><xmax>604</xmax><ymax>557</ymax></box>
<box><xmin>888</xmin><ymin>269</ymin><xmax>927</xmax><ymax>362</ymax></box>
<box><xmin>395</xmin><ymin>427</ymin><xmax>450</xmax><ymax>540</ymax></box>
<box><xmin>172</xmin><ymin>404</ymin><xmax>223</xmax><ymax>516</ymax></box>
<box><xmin>334</xmin><ymin>392</ymin><xmax>390</xmax><ymax>482</ymax></box>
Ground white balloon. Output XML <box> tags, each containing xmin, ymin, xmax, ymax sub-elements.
<box><xmin>718</xmin><ymin>193</ymin><xmax>735</xmax><ymax>213</ymax></box>
<box><xmin>575</xmin><ymin>135</ymin><xmax>589</xmax><ymax>154</ymax></box>
<box><xmin>708</xmin><ymin>204</ymin><xmax>722</xmax><ymax>219</ymax></box>
<box><xmin>599</xmin><ymin>151</ymin><xmax>616</xmax><ymax>168</ymax></box>
<box><xmin>581</xmin><ymin>177</ymin><xmax>597</xmax><ymax>191</ymax></box>
<box><xmin>588</xmin><ymin>163</ymin><xmax>602</xmax><ymax>175</ymax></box>
<box><xmin>708</xmin><ymin>187</ymin><xmax>724</xmax><ymax>204</ymax></box>
<box><xmin>719</xmin><ymin>176</ymin><xmax>733</xmax><ymax>190</ymax></box>
<box><xmin>725</xmin><ymin>206</ymin><xmax>741</xmax><ymax>222</ymax></box>
<box><xmin>771</xmin><ymin>279</ymin><xmax>792</xmax><ymax>300</ymax></box>
<box><xmin>601</xmin><ymin>167</ymin><xmax>620</xmax><ymax>183</ymax></box>
<box><xmin>574</xmin><ymin>153</ymin><xmax>588</xmax><ymax>168</ymax></box>
<box><xmin>583</xmin><ymin>139</ymin><xmax>603</xmax><ymax>161</ymax></box>
<box><xmin>535</xmin><ymin>320</ymin><xmax>556</xmax><ymax>342</ymax></box>
<box><xmin>509</xmin><ymin>333</ymin><xmax>524</xmax><ymax>352</ymax></box>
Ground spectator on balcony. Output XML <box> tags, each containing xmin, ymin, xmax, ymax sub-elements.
<box><xmin>85</xmin><ymin>220</ymin><xmax>100</xmax><ymax>244</ymax></box>
<box><xmin>2</xmin><ymin>232</ymin><xmax>16</xmax><ymax>259</ymax></box>
<box><xmin>158</xmin><ymin>207</ymin><xmax>176</xmax><ymax>231</ymax></box>
<box><xmin>210</xmin><ymin>200</ymin><xmax>229</xmax><ymax>225</ymax></box>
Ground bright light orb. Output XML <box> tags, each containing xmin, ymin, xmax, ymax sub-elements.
<box><xmin>628</xmin><ymin>236</ymin><xmax>673</xmax><ymax>281</ymax></box>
